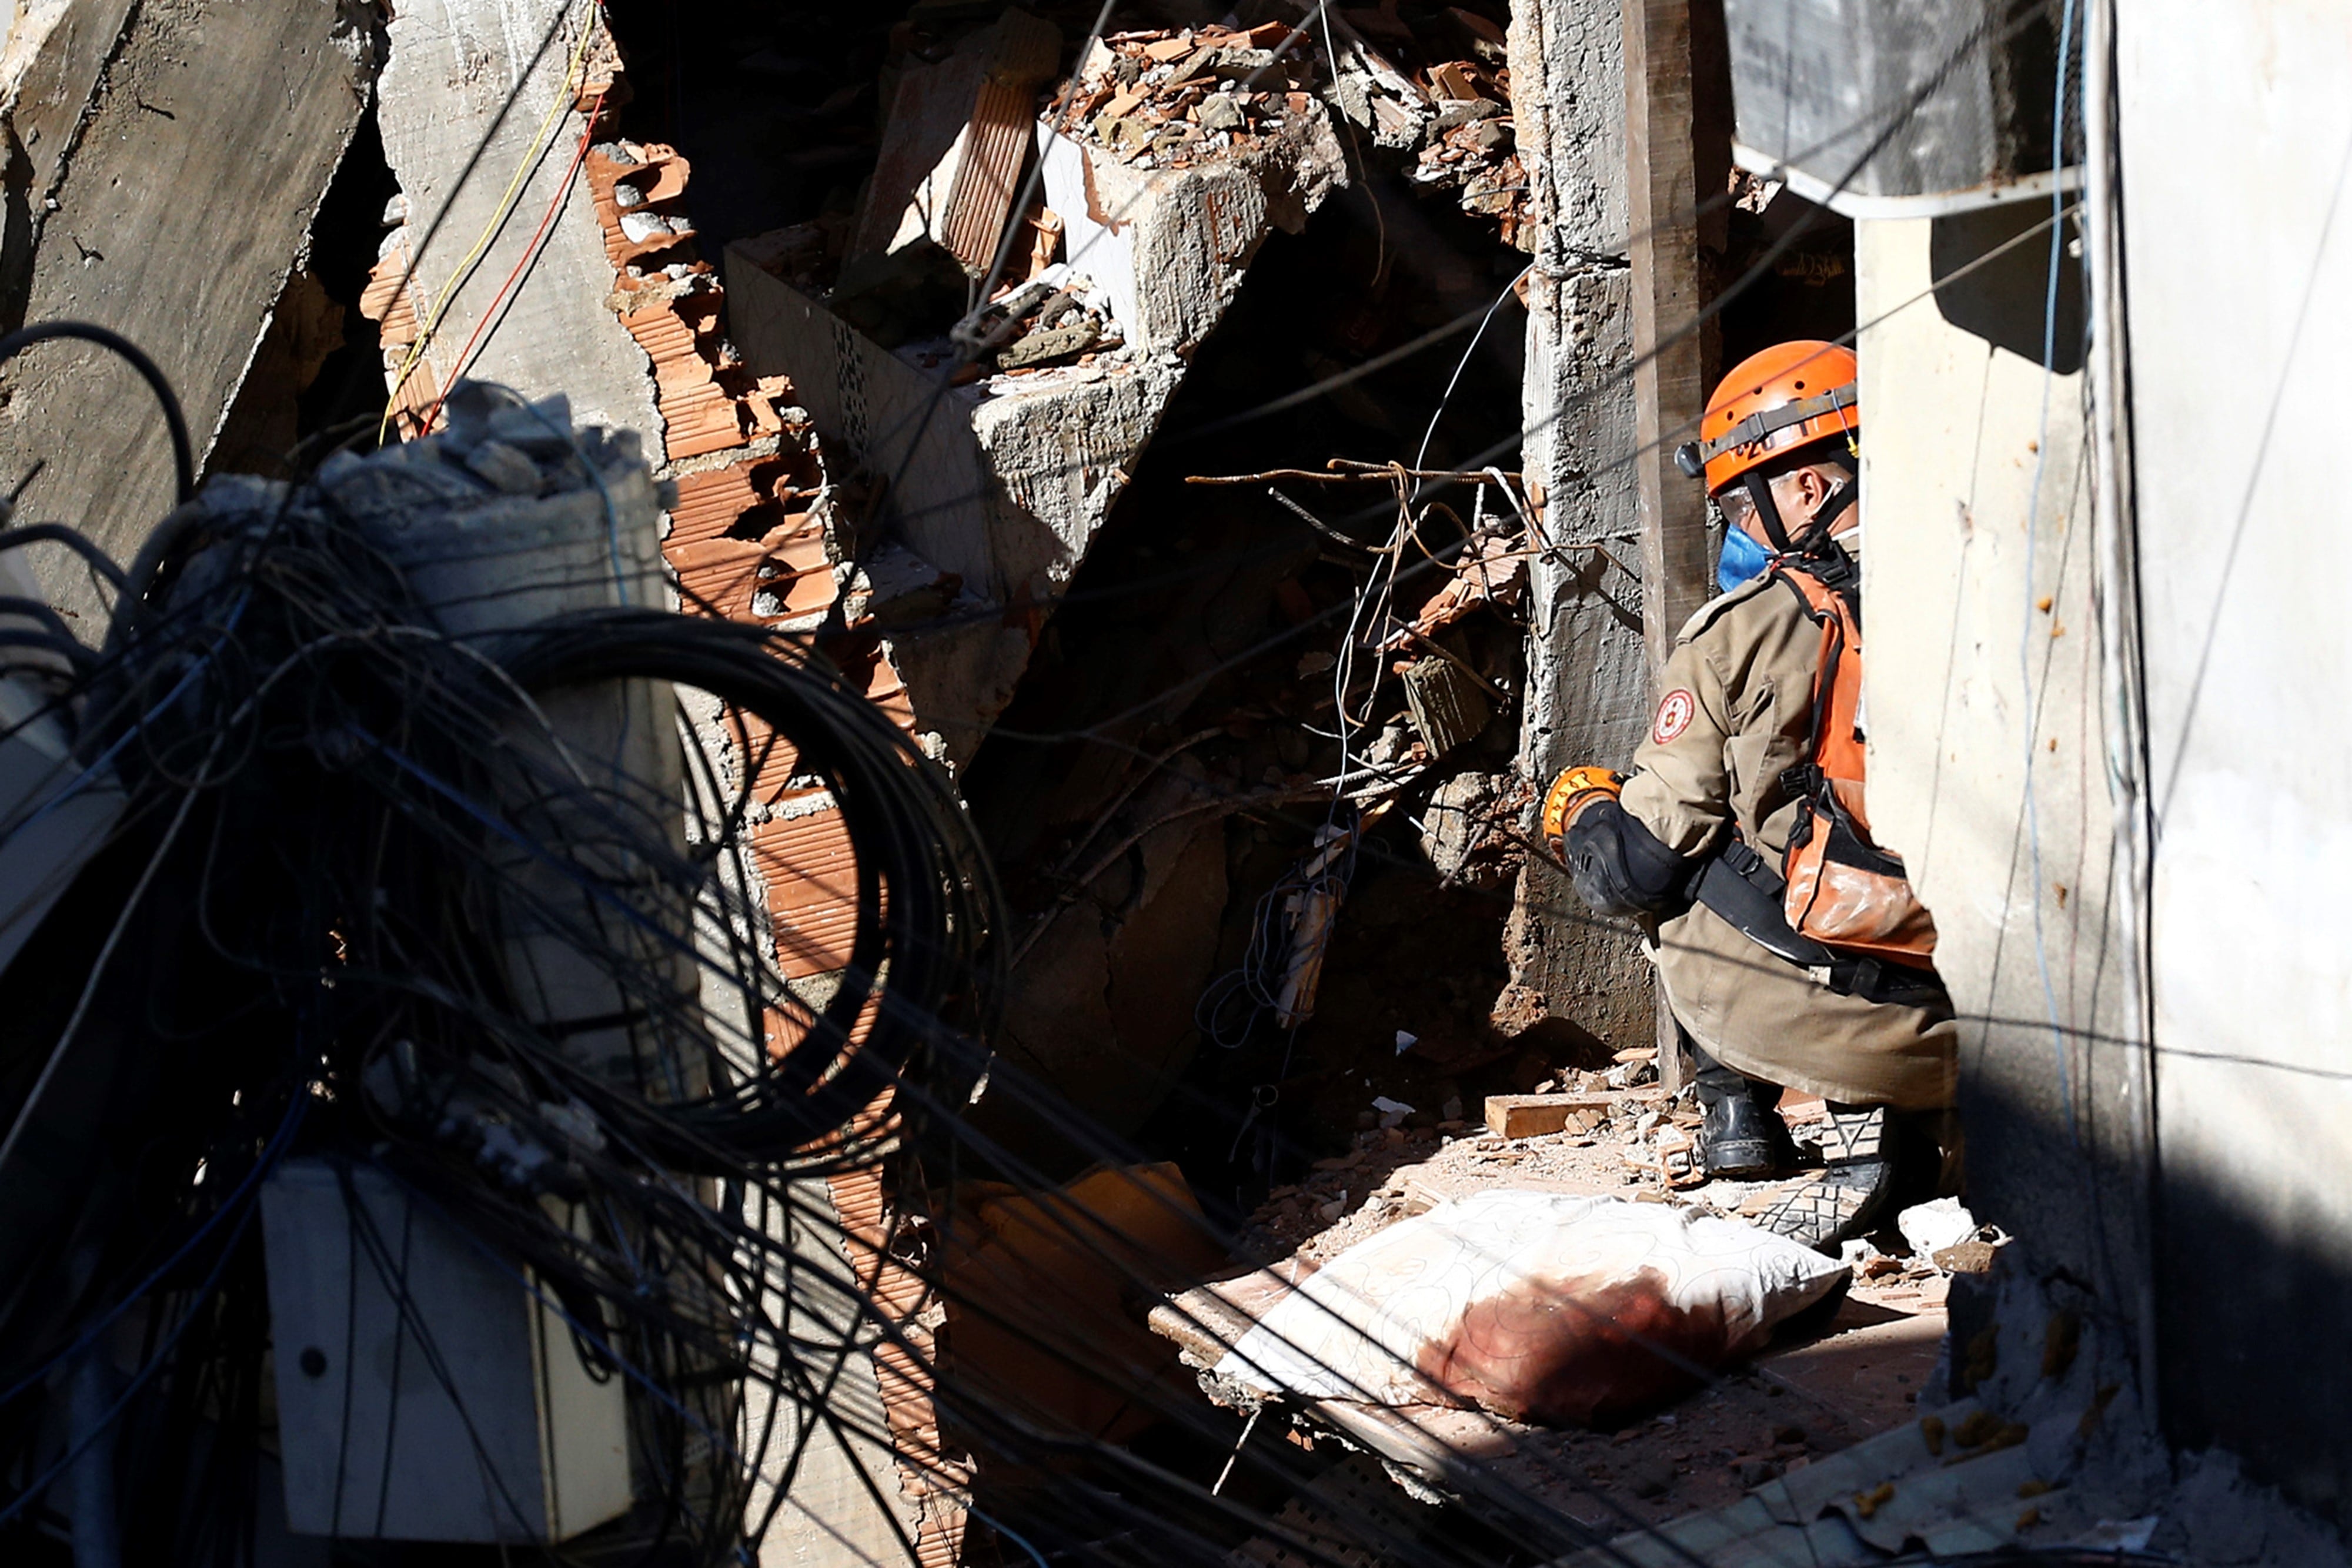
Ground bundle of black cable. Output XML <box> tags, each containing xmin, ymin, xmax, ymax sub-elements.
<box><xmin>0</xmin><ymin>352</ymin><xmax>998</xmax><ymax>1563</ymax></box>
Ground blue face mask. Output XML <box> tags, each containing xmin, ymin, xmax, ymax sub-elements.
<box><xmin>1716</xmin><ymin>523</ymin><xmax>1772</xmax><ymax>593</ymax></box>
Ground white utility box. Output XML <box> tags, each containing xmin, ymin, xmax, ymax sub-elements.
<box><xmin>260</xmin><ymin>1159</ymin><xmax>633</xmax><ymax>1542</ymax></box>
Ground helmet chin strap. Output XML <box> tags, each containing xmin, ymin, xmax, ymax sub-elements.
<box><xmin>1737</xmin><ymin>473</ymin><xmax>1795</xmax><ymax>553</ymax></box>
<box><xmin>1808</xmin><ymin>478</ymin><xmax>1858</xmax><ymax>543</ymax></box>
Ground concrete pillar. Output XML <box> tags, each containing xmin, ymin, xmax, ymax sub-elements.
<box><xmin>372</xmin><ymin>0</ymin><xmax>659</xmax><ymax>444</ymax></box>
<box><xmin>1501</xmin><ymin>0</ymin><xmax>1658</xmax><ymax>1054</ymax></box>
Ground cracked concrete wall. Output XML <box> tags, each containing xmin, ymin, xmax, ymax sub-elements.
<box><xmin>1503</xmin><ymin>0</ymin><xmax>1655</xmax><ymax>1051</ymax></box>
<box><xmin>0</xmin><ymin>0</ymin><xmax>376</xmax><ymax>618</ymax></box>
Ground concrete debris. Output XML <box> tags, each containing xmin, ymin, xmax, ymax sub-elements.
<box><xmin>725</xmin><ymin>24</ymin><xmax>1346</xmax><ymax>767</ymax></box>
<box><xmin>1293</xmin><ymin>4</ymin><xmax>1432</xmax><ymax>151</ymax></box>
<box><xmin>1055</xmin><ymin>20</ymin><xmax>1319</xmax><ymax>170</ymax></box>
<box><xmin>840</xmin><ymin>543</ymin><xmax>971</xmax><ymax>630</ymax></box>
<box><xmin>1401</xmin><ymin>649</ymin><xmax>1494</xmax><ymax>756</ymax></box>
<box><xmin>1417</xmin><ymin>769</ymin><xmax>1526</xmax><ymax>888</ymax></box>
<box><xmin>1410</xmin><ymin>80</ymin><xmax>1530</xmax><ymax>245</ymax></box>
<box><xmin>1234</xmin><ymin>0</ymin><xmax>1534</xmax><ymax>245</ymax></box>
<box><xmin>1413</xmin><ymin>528</ymin><xmax>1531</xmax><ymax>635</ymax></box>
<box><xmin>1142</xmin><ymin>1054</ymin><xmax>1949</xmax><ymax>1524</ymax></box>
<box><xmin>1897</xmin><ymin>1196</ymin><xmax>1978</xmax><ymax>1258</ymax></box>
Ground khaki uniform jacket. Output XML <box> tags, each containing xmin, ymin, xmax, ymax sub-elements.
<box><xmin>1618</xmin><ymin>540</ymin><xmax>1957</xmax><ymax>1109</ymax></box>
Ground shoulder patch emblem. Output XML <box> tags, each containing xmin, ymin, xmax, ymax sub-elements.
<box><xmin>1652</xmin><ymin>688</ymin><xmax>1696</xmax><ymax>745</ymax></box>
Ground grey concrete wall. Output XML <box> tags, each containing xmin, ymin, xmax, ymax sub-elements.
<box><xmin>1505</xmin><ymin>0</ymin><xmax>1656</xmax><ymax>1051</ymax></box>
<box><xmin>2114</xmin><ymin>0</ymin><xmax>2352</xmax><ymax>1518</ymax></box>
<box><xmin>0</xmin><ymin>0</ymin><xmax>376</xmax><ymax>612</ymax></box>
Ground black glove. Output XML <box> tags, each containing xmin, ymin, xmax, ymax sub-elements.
<box><xmin>1562</xmin><ymin>798</ymin><xmax>1695</xmax><ymax>918</ymax></box>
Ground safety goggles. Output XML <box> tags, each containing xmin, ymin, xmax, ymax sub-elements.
<box><xmin>1710</xmin><ymin>482</ymin><xmax>1760</xmax><ymax>534</ymax></box>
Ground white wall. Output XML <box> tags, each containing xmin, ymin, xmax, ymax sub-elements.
<box><xmin>1855</xmin><ymin>206</ymin><xmax>2144</xmax><ymax>1306</ymax></box>
<box><xmin>2119</xmin><ymin>0</ymin><xmax>2352</xmax><ymax>1512</ymax></box>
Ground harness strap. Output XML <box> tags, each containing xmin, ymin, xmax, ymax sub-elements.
<box><xmin>1773</xmin><ymin>569</ymin><xmax>1845</xmax><ymax>778</ymax></box>
<box><xmin>1695</xmin><ymin>384</ymin><xmax>1859</xmax><ymax>467</ymax></box>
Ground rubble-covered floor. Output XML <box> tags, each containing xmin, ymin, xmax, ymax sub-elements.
<box><xmin>1158</xmin><ymin>1072</ymin><xmax>1966</xmax><ymax>1533</ymax></box>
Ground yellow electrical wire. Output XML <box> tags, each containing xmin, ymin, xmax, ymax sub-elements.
<box><xmin>379</xmin><ymin>4</ymin><xmax>602</xmax><ymax>443</ymax></box>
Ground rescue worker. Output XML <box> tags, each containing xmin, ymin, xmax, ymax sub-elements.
<box><xmin>1542</xmin><ymin>342</ymin><xmax>1956</xmax><ymax>1251</ymax></box>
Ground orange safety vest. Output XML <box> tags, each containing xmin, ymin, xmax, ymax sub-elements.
<box><xmin>1772</xmin><ymin>556</ymin><xmax>1938</xmax><ymax>968</ymax></box>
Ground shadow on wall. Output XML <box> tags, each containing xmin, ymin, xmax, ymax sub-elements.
<box><xmin>2155</xmin><ymin>1113</ymin><xmax>2352</xmax><ymax>1532</ymax></box>
<box><xmin>1947</xmin><ymin>998</ymin><xmax>2352</xmax><ymax>1536</ymax></box>
<box><xmin>1928</xmin><ymin>200</ymin><xmax>2086</xmax><ymax>376</ymax></box>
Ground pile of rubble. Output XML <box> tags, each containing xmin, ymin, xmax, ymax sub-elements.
<box><xmin>1145</xmin><ymin>1066</ymin><xmax>1996</xmax><ymax>1542</ymax></box>
<box><xmin>1054</xmin><ymin>22</ymin><xmax>1318</xmax><ymax>169</ymax></box>
<box><xmin>1244</xmin><ymin>1062</ymin><xmax>2000</xmax><ymax>1275</ymax></box>
<box><xmin>1290</xmin><ymin>0</ymin><xmax>1531</xmax><ymax>247</ymax></box>
<box><xmin>964</xmin><ymin>270</ymin><xmax>1125</xmax><ymax>375</ymax></box>
<box><xmin>1409</xmin><ymin>54</ymin><xmax>1530</xmax><ymax>248</ymax></box>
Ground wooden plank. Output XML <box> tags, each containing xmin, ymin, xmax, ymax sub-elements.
<box><xmin>1624</xmin><ymin>0</ymin><xmax>1712</xmax><ymax>1096</ymax></box>
<box><xmin>1482</xmin><ymin>1092</ymin><xmax>1613</xmax><ymax>1139</ymax></box>
<box><xmin>1398</xmin><ymin>1165</ymin><xmax>1613</xmax><ymax>1213</ymax></box>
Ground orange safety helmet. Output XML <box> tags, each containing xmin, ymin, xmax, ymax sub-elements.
<box><xmin>1675</xmin><ymin>340</ymin><xmax>1860</xmax><ymax>496</ymax></box>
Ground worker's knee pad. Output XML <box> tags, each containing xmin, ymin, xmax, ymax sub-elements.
<box><xmin>1561</xmin><ymin>798</ymin><xmax>1692</xmax><ymax>917</ymax></box>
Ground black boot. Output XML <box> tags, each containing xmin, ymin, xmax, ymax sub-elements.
<box><xmin>1693</xmin><ymin>1049</ymin><xmax>1795</xmax><ymax>1178</ymax></box>
<box><xmin>1756</xmin><ymin>1103</ymin><xmax>1895</xmax><ymax>1251</ymax></box>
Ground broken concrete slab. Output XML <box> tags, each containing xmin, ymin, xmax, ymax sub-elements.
<box><xmin>0</xmin><ymin>0</ymin><xmax>379</xmax><ymax>618</ymax></box>
<box><xmin>1035</xmin><ymin>103</ymin><xmax>1343</xmax><ymax>359</ymax></box>
<box><xmin>726</xmin><ymin>82</ymin><xmax>1343</xmax><ymax>767</ymax></box>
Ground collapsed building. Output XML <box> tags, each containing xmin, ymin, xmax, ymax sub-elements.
<box><xmin>0</xmin><ymin>0</ymin><xmax>2346</xmax><ymax>1565</ymax></box>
